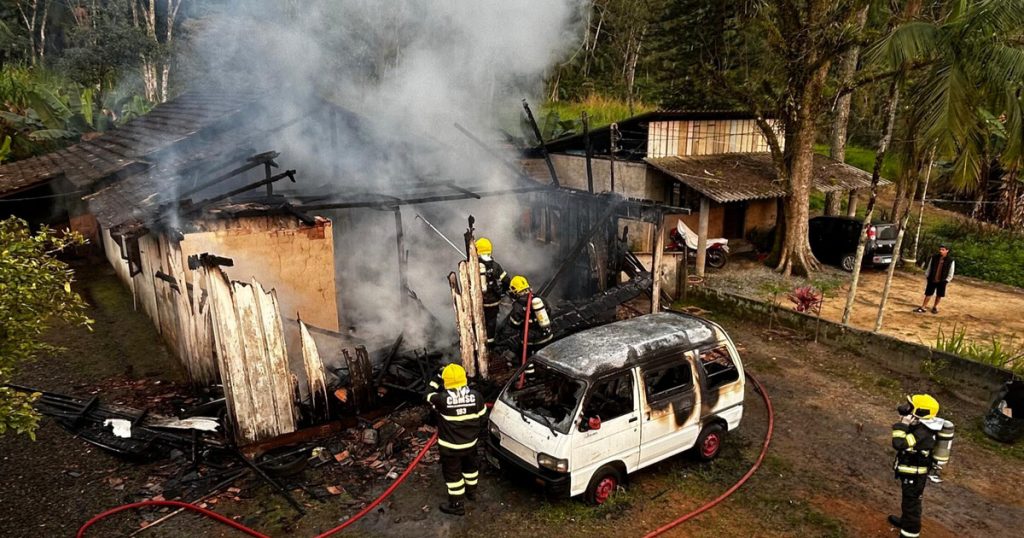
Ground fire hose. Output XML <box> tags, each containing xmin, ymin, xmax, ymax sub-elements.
<box><xmin>78</xmin><ymin>352</ymin><xmax>773</xmax><ymax>537</ymax></box>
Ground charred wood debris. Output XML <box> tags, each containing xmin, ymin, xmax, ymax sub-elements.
<box><xmin>5</xmin><ymin>197</ymin><xmax>664</xmax><ymax>528</ymax></box>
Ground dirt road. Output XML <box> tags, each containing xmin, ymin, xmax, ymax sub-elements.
<box><xmin>709</xmin><ymin>259</ymin><xmax>1024</xmax><ymax>356</ymax></box>
<box><xmin>1</xmin><ymin>265</ymin><xmax>1021</xmax><ymax>537</ymax></box>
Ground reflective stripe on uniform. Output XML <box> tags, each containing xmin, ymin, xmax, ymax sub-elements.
<box><xmin>463</xmin><ymin>470</ymin><xmax>479</xmax><ymax>485</ymax></box>
<box><xmin>900</xmin><ymin>529</ymin><xmax>921</xmax><ymax>537</ymax></box>
<box><xmin>446</xmin><ymin>479</ymin><xmax>466</xmax><ymax>495</ymax></box>
<box><xmin>438</xmin><ymin>438</ymin><xmax>478</xmax><ymax>450</ymax></box>
<box><xmin>905</xmin><ymin>433</ymin><xmax>917</xmax><ymax>447</ymax></box>
<box><xmin>429</xmin><ymin>380</ymin><xmax>440</xmax><ymax>389</ymax></box>
<box><xmin>892</xmin><ymin>430</ymin><xmax>907</xmax><ymax>439</ymax></box>
<box><xmin>440</xmin><ymin>409</ymin><xmax>488</xmax><ymax>422</ymax></box>
<box><xmin>426</xmin><ymin>392</ymin><xmax>437</xmax><ymax>402</ymax></box>
<box><xmin>896</xmin><ymin>465</ymin><xmax>929</xmax><ymax>475</ymax></box>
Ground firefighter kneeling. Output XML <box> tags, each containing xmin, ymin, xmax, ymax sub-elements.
<box><xmin>427</xmin><ymin>364</ymin><xmax>487</xmax><ymax>516</ymax></box>
<box><xmin>889</xmin><ymin>394</ymin><xmax>953</xmax><ymax>537</ymax></box>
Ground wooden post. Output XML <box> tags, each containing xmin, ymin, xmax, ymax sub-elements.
<box><xmin>696</xmin><ymin>197</ymin><xmax>710</xmax><ymax>278</ymax></box>
<box><xmin>264</xmin><ymin>162</ymin><xmax>273</xmax><ymax>196</ymax></box>
<box><xmin>582</xmin><ymin>112</ymin><xmax>594</xmax><ymax>194</ymax></box>
<box><xmin>678</xmin><ymin>254</ymin><xmax>687</xmax><ymax>302</ymax></box>
<box><xmin>651</xmin><ymin>215</ymin><xmax>666</xmax><ymax>312</ymax></box>
<box><xmin>609</xmin><ymin>123</ymin><xmax>619</xmax><ymax>193</ymax></box>
<box><xmin>393</xmin><ymin>208</ymin><xmax>408</xmax><ymax>307</ymax></box>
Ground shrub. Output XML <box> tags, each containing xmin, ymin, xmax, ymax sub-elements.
<box><xmin>919</xmin><ymin>220</ymin><xmax>1024</xmax><ymax>288</ymax></box>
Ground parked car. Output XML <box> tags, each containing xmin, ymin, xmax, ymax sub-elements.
<box><xmin>486</xmin><ymin>312</ymin><xmax>745</xmax><ymax>505</ymax></box>
<box><xmin>809</xmin><ymin>216</ymin><xmax>897</xmax><ymax>271</ymax></box>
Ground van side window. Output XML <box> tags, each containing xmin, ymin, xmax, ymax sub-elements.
<box><xmin>699</xmin><ymin>346</ymin><xmax>740</xmax><ymax>389</ymax></box>
<box><xmin>642</xmin><ymin>362</ymin><xmax>693</xmax><ymax>401</ymax></box>
<box><xmin>582</xmin><ymin>372</ymin><xmax>634</xmax><ymax>421</ymax></box>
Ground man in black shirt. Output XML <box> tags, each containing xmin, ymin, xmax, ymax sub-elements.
<box><xmin>915</xmin><ymin>246</ymin><xmax>954</xmax><ymax>314</ymax></box>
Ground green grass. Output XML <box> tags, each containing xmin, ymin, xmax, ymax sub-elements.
<box><xmin>957</xmin><ymin>418</ymin><xmax>1024</xmax><ymax>462</ymax></box>
<box><xmin>540</xmin><ymin>95</ymin><xmax>656</xmax><ymax>139</ymax></box>
<box><xmin>815</xmin><ymin>144</ymin><xmax>900</xmax><ymax>180</ymax></box>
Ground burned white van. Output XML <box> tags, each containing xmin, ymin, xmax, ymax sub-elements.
<box><xmin>486</xmin><ymin>312</ymin><xmax>745</xmax><ymax>504</ymax></box>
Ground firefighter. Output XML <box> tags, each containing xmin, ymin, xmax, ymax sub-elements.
<box><xmin>476</xmin><ymin>237</ymin><xmax>511</xmax><ymax>345</ymax></box>
<box><xmin>508</xmin><ymin>275</ymin><xmax>553</xmax><ymax>349</ymax></box>
<box><xmin>426</xmin><ymin>363</ymin><xmax>487</xmax><ymax>516</ymax></box>
<box><xmin>889</xmin><ymin>394</ymin><xmax>944</xmax><ymax>537</ymax></box>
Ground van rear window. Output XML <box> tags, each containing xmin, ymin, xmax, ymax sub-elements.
<box><xmin>699</xmin><ymin>347</ymin><xmax>740</xmax><ymax>389</ymax></box>
<box><xmin>643</xmin><ymin>362</ymin><xmax>693</xmax><ymax>401</ymax></box>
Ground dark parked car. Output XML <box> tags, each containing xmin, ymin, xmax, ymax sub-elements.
<box><xmin>809</xmin><ymin>216</ymin><xmax>897</xmax><ymax>271</ymax></box>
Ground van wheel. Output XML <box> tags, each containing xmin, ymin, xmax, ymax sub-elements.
<box><xmin>696</xmin><ymin>424</ymin><xmax>725</xmax><ymax>461</ymax></box>
<box><xmin>840</xmin><ymin>254</ymin><xmax>856</xmax><ymax>272</ymax></box>
<box><xmin>585</xmin><ymin>465</ymin><xmax>622</xmax><ymax>505</ymax></box>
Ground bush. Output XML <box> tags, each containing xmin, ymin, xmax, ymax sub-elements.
<box><xmin>919</xmin><ymin>220</ymin><xmax>1024</xmax><ymax>288</ymax></box>
<box><xmin>935</xmin><ymin>324</ymin><xmax>1024</xmax><ymax>375</ymax></box>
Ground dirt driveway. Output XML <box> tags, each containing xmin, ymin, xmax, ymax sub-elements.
<box><xmin>1</xmin><ymin>264</ymin><xmax>1022</xmax><ymax>537</ymax></box>
<box><xmin>707</xmin><ymin>259</ymin><xmax>1024</xmax><ymax>354</ymax></box>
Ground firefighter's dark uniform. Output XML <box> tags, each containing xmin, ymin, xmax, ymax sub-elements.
<box><xmin>892</xmin><ymin>420</ymin><xmax>939</xmax><ymax>537</ymax></box>
<box><xmin>427</xmin><ymin>380</ymin><xmax>487</xmax><ymax>514</ymax></box>
<box><xmin>479</xmin><ymin>255</ymin><xmax>510</xmax><ymax>344</ymax></box>
<box><xmin>509</xmin><ymin>293</ymin><xmax>553</xmax><ymax>350</ymax></box>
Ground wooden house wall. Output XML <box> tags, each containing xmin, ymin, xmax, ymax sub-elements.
<box><xmin>646</xmin><ymin>119</ymin><xmax>778</xmax><ymax>158</ymax></box>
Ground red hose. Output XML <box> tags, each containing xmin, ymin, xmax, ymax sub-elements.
<box><xmin>76</xmin><ymin>500</ymin><xmax>271</xmax><ymax>538</ymax></box>
<box><xmin>517</xmin><ymin>291</ymin><xmax>533</xmax><ymax>388</ymax></box>
<box><xmin>643</xmin><ymin>372</ymin><xmax>774</xmax><ymax>537</ymax></box>
<box><xmin>76</xmin><ymin>433</ymin><xmax>437</xmax><ymax>538</ymax></box>
<box><xmin>78</xmin><ymin>371</ymin><xmax>772</xmax><ymax>538</ymax></box>
<box><xmin>312</xmin><ymin>433</ymin><xmax>437</xmax><ymax>537</ymax></box>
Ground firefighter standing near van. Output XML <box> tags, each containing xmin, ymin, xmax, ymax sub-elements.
<box><xmin>508</xmin><ymin>275</ymin><xmax>553</xmax><ymax>350</ymax></box>
<box><xmin>475</xmin><ymin>237</ymin><xmax>511</xmax><ymax>345</ymax></box>
<box><xmin>427</xmin><ymin>363</ymin><xmax>487</xmax><ymax>516</ymax></box>
<box><xmin>889</xmin><ymin>394</ymin><xmax>945</xmax><ymax>537</ymax></box>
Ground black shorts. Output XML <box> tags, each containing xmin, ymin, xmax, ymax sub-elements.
<box><xmin>925</xmin><ymin>280</ymin><xmax>947</xmax><ymax>298</ymax></box>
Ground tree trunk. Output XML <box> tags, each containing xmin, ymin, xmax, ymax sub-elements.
<box><xmin>909</xmin><ymin>149</ymin><xmax>936</xmax><ymax>262</ymax></box>
<box><xmin>842</xmin><ymin>80</ymin><xmax>900</xmax><ymax>325</ymax></box>
<box><xmin>774</xmin><ymin>71</ymin><xmax>827</xmax><ymax>277</ymax></box>
<box><xmin>846</xmin><ymin>190</ymin><xmax>859</xmax><ymax>217</ymax></box>
<box><xmin>874</xmin><ymin>171</ymin><xmax>919</xmax><ymax>331</ymax></box>
<box><xmin>827</xmin><ymin>6</ymin><xmax>868</xmax><ymax>216</ymax></box>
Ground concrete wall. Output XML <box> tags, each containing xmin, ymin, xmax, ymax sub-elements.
<box><xmin>550</xmin><ymin>154</ymin><xmax>667</xmax><ymax>202</ymax></box>
<box><xmin>180</xmin><ymin>215</ymin><xmax>339</xmax><ymax>332</ymax></box>
<box><xmin>686</xmin><ymin>286</ymin><xmax>1014</xmax><ymax>392</ymax></box>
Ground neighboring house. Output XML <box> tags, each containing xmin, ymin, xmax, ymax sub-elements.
<box><xmin>536</xmin><ymin>110</ymin><xmax>882</xmax><ymax>278</ymax></box>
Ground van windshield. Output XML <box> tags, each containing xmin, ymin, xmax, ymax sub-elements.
<box><xmin>500</xmin><ymin>360</ymin><xmax>585</xmax><ymax>435</ymax></box>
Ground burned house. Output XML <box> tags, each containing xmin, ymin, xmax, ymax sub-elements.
<box><xmin>535</xmin><ymin>110</ymin><xmax>883</xmax><ymax>288</ymax></box>
<box><xmin>0</xmin><ymin>91</ymin><xmax>680</xmax><ymax>447</ymax></box>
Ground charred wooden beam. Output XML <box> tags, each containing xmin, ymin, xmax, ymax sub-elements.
<box><xmin>582</xmin><ymin>111</ymin><xmax>594</xmax><ymax>194</ymax></box>
<box><xmin>522</xmin><ymin>99</ymin><xmax>559</xmax><ymax>187</ymax></box>
<box><xmin>187</xmin><ymin>169</ymin><xmax>296</xmax><ymax>213</ymax></box>
<box><xmin>178</xmin><ymin>151</ymin><xmax>280</xmax><ymax>200</ymax></box>
<box><xmin>538</xmin><ymin>198</ymin><xmax>624</xmax><ymax>296</ymax></box>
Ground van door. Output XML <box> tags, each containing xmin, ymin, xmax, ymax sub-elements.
<box><xmin>637</xmin><ymin>354</ymin><xmax>702</xmax><ymax>468</ymax></box>
<box><xmin>572</xmin><ymin>371</ymin><xmax>641</xmax><ymax>481</ymax></box>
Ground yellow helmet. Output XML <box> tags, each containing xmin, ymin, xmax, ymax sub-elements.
<box><xmin>908</xmin><ymin>394</ymin><xmax>939</xmax><ymax>420</ymax></box>
<box><xmin>475</xmin><ymin>237</ymin><xmax>493</xmax><ymax>256</ymax></box>
<box><xmin>509</xmin><ymin>275</ymin><xmax>530</xmax><ymax>294</ymax></box>
<box><xmin>441</xmin><ymin>363</ymin><xmax>467</xmax><ymax>389</ymax></box>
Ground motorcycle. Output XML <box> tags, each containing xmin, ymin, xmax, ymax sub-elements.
<box><xmin>665</xmin><ymin>220</ymin><xmax>729</xmax><ymax>269</ymax></box>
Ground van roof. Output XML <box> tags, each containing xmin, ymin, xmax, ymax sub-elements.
<box><xmin>534</xmin><ymin>312</ymin><xmax>718</xmax><ymax>380</ymax></box>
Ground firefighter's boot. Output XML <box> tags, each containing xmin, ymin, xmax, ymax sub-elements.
<box><xmin>439</xmin><ymin>496</ymin><xmax>466</xmax><ymax>516</ymax></box>
<box><xmin>887</xmin><ymin>515</ymin><xmax>902</xmax><ymax>528</ymax></box>
<box><xmin>466</xmin><ymin>485</ymin><xmax>477</xmax><ymax>501</ymax></box>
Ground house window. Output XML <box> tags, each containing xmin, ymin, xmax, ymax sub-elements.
<box><xmin>118</xmin><ymin>235</ymin><xmax>143</xmax><ymax>277</ymax></box>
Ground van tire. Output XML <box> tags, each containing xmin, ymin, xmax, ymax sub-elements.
<box><xmin>585</xmin><ymin>464</ymin><xmax>622</xmax><ymax>505</ymax></box>
<box><xmin>695</xmin><ymin>424</ymin><xmax>725</xmax><ymax>461</ymax></box>
<box><xmin>840</xmin><ymin>253</ymin><xmax>856</xmax><ymax>272</ymax></box>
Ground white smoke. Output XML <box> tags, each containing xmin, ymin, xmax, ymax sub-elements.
<box><xmin>183</xmin><ymin>0</ymin><xmax>585</xmax><ymax>350</ymax></box>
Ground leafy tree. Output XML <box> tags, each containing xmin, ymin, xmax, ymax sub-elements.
<box><xmin>0</xmin><ymin>217</ymin><xmax>92</xmax><ymax>439</ymax></box>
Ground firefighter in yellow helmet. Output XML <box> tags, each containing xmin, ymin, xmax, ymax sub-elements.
<box><xmin>889</xmin><ymin>394</ymin><xmax>944</xmax><ymax>537</ymax></box>
<box><xmin>475</xmin><ymin>237</ymin><xmax>511</xmax><ymax>345</ymax></box>
<box><xmin>426</xmin><ymin>363</ymin><xmax>487</xmax><ymax>516</ymax></box>
<box><xmin>508</xmin><ymin>275</ymin><xmax>553</xmax><ymax>349</ymax></box>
